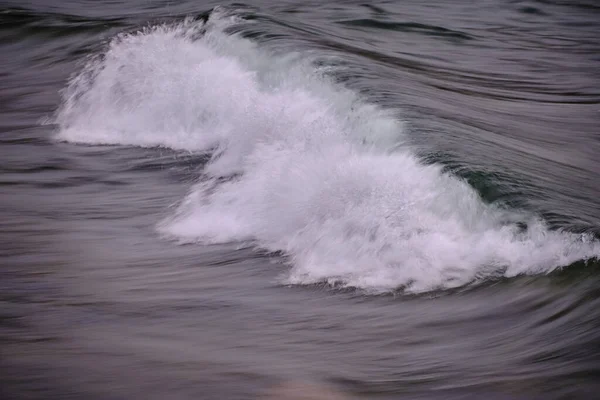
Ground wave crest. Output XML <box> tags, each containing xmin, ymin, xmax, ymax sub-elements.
<box><xmin>55</xmin><ymin>15</ymin><xmax>600</xmax><ymax>293</ymax></box>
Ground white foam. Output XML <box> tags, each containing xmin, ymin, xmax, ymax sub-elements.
<box><xmin>56</xmin><ymin>16</ymin><xmax>600</xmax><ymax>293</ymax></box>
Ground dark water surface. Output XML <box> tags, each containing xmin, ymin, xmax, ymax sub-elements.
<box><xmin>1</xmin><ymin>1</ymin><xmax>600</xmax><ymax>399</ymax></box>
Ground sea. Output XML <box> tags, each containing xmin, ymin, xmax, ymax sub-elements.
<box><xmin>1</xmin><ymin>1</ymin><xmax>599</xmax><ymax>399</ymax></box>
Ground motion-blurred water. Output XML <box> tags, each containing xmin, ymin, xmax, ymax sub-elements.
<box><xmin>1</xmin><ymin>1</ymin><xmax>599</xmax><ymax>399</ymax></box>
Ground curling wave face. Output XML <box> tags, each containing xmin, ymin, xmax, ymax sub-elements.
<box><xmin>56</xmin><ymin>14</ymin><xmax>600</xmax><ymax>293</ymax></box>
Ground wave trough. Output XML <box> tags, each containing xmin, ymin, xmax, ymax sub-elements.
<box><xmin>55</xmin><ymin>15</ymin><xmax>600</xmax><ymax>293</ymax></box>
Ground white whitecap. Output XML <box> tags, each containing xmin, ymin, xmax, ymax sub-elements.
<box><xmin>55</xmin><ymin>15</ymin><xmax>600</xmax><ymax>293</ymax></box>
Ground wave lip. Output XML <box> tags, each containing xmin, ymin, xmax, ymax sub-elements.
<box><xmin>56</xmin><ymin>15</ymin><xmax>600</xmax><ymax>293</ymax></box>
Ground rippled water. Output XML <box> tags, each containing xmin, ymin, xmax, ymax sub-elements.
<box><xmin>1</xmin><ymin>1</ymin><xmax>599</xmax><ymax>399</ymax></box>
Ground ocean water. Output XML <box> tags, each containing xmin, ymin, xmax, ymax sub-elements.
<box><xmin>1</xmin><ymin>1</ymin><xmax>599</xmax><ymax>399</ymax></box>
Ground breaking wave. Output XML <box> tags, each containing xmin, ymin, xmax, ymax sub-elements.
<box><xmin>56</xmin><ymin>13</ymin><xmax>600</xmax><ymax>293</ymax></box>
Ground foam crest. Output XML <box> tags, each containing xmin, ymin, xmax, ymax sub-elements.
<box><xmin>56</xmin><ymin>16</ymin><xmax>599</xmax><ymax>293</ymax></box>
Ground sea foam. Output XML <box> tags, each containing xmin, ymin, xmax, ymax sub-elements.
<box><xmin>56</xmin><ymin>15</ymin><xmax>599</xmax><ymax>293</ymax></box>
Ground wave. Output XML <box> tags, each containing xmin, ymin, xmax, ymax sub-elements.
<box><xmin>55</xmin><ymin>12</ymin><xmax>600</xmax><ymax>293</ymax></box>
<box><xmin>0</xmin><ymin>6</ymin><xmax>128</xmax><ymax>35</ymax></box>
